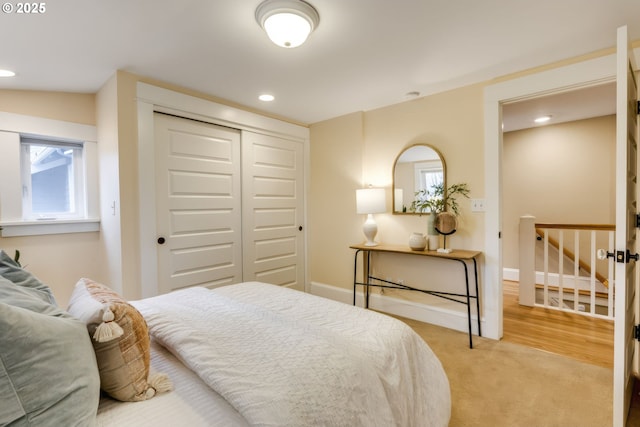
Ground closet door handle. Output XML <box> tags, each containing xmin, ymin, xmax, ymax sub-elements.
<box><xmin>157</xmin><ymin>237</ymin><xmax>166</xmax><ymax>245</ymax></box>
<box><xmin>298</xmin><ymin>226</ymin><xmax>303</xmax><ymax>231</ymax></box>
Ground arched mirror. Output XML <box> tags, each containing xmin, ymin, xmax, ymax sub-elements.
<box><xmin>392</xmin><ymin>144</ymin><xmax>445</xmax><ymax>214</ymax></box>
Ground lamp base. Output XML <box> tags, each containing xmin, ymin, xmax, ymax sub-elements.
<box><xmin>362</xmin><ymin>214</ymin><xmax>378</xmax><ymax>246</ymax></box>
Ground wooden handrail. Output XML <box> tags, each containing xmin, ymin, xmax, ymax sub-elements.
<box><xmin>535</xmin><ymin>225</ymin><xmax>615</xmax><ymax>289</ymax></box>
<box><xmin>535</xmin><ymin>223</ymin><xmax>615</xmax><ymax>231</ymax></box>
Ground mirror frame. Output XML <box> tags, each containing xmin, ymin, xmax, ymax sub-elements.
<box><xmin>392</xmin><ymin>143</ymin><xmax>446</xmax><ymax>215</ymax></box>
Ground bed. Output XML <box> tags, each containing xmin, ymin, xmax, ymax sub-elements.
<box><xmin>96</xmin><ymin>339</ymin><xmax>248</xmax><ymax>426</ymax></box>
<box><xmin>0</xmin><ymin>249</ymin><xmax>450</xmax><ymax>427</ymax></box>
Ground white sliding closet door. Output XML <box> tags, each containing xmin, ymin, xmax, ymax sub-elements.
<box><xmin>242</xmin><ymin>131</ymin><xmax>305</xmax><ymax>290</ymax></box>
<box><xmin>154</xmin><ymin>113</ymin><xmax>242</xmax><ymax>294</ymax></box>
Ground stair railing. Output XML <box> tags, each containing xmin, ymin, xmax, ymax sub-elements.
<box><xmin>519</xmin><ymin>216</ymin><xmax>615</xmax><ymax>319</ymax></box>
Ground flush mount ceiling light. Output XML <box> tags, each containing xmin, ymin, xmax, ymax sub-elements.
<box><xmin>0</xmin><ymin>69</ymin><xmax>16</xmax><ymax>77</ymax></box>
<box><xmin>255</xmin><ymin>0</ymin><xmax>319</xmax><ymax>48</ymax></box>
<box><xmin>534</xmin><ymin>115</ymin><xmax>552</xmax><ymax>124</ymax></box>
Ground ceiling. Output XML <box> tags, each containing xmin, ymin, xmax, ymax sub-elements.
<box><xmin>502</xmin><ymin>82</ymin><xmax>617</xmax><ymax>132</ymax></box>
<box><xmin>0</xmin><ymin>0</ymin><xmax>638</xmax><ymax>125</ymax></box>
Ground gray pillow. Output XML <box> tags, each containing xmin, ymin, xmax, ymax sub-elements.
<box><xmin>0</xmin><ymin>250</ymin><xmax>57</xmax><ymax>305</ymax></box>
<box><xmin>0</xmin><ymin>275</ymin><xmax>100</xmax><ymax>426</ymax></box>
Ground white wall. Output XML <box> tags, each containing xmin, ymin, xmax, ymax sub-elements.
<box><xmin>96</xmin><ymin>74</ymin><xmax>124</xmax><ymax>295</ymax></box>
<box><xmin>309</xmin><ymin>84</ymin><xmax>487</xmax><ymax>336</ymax></box>
<box><xmin>502</xmin><ymin>115</ymin><xmax>616</xmax><ymax>270</ymax></box>
<box><xmin>0</xmin><ymin>91</ymin><xmax>104</xmax><ymax>307</ymax></box>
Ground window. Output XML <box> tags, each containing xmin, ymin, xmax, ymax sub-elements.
<box><xmin>418</xmin><ymin>169</ymin><xmax>444</xmax><ymax>194</ymax></box>
<box><xmin>414</xmin><ymin>160</ymin><xmax>444</xmax><ymax>194</ymax></box>
<box><xmin>0</xmin><ymin>112</ymin><xmax>99</xmax><ymax>237</ymax></box>
<box><xmin>21</xmin><ymin>137</ymin><xmax>85</xmax><ymax>220</ymax></box>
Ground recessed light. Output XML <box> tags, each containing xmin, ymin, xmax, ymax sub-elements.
<box><xmin>534</xmin><ymin>115</ymin><xmax>551</xmax><ymax>124</ymax></box>
<box><xmin>0</xmin><ymin>69</ymin><xmax>16</xmax><ymax>77</ymax></box>
<box><xmin>259</xmin><ymin>94</ymin><xmax>275</xmax><ymax>102</ymax></box>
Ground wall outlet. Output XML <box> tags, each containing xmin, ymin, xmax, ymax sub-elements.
<box><xmin>471</xmin><ymin>198</ymin><xmax>486</xmax><ymax>212</ymax></box>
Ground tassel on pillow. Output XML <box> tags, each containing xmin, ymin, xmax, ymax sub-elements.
<box><xmin>144</xmin><ymin>372</ymin><xmax>173</xmax><ymax>399</ymax></box>
<box><xmin>92</xmin><ymin>306</ymin><xmax>124</xmax><ymax>343</ymax></box>
<box><xmin>149</xmin><ymin>372</ymin><xmax>173</xmax><ymax>393</ymax></box>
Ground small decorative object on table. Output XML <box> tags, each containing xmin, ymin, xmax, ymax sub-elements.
<box><xmin>408</xmin><ymin>232</ymin><xmax>427</xmax><ymax>251</ymax></box>
<box><xmin>434</xmin><ymin>211</ymin><xmax>458</xmax><ymax>253</ymax></box>
<box><xmin>426</xmin><ymin>217</ymin><xmax>439</xmax><ymax>251</ymax></box>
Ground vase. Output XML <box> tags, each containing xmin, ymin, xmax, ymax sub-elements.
<box><xmin>427</xmin><ymin>211</ymin><xmax>437</xmax><ymax>236</ymax></box>
<box><xmin>409</xmin><ymin>232</ymin><xmax>427</xmax><ymax>251</ymax></box>
<box><xmin>426</xmin><ymin>212</ymin><xmax>439</xmax><ymax>250</ymax></box>
<box><xmin>428</xmin><ymin>234</ymin><xmax>439</xmax><ymax>250</ymax></box>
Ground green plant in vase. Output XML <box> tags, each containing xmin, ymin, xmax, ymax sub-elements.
<box><xmin>411</xmin><ymin>182</ymin><xmax>470</xmax><ymax>249</ymax></box>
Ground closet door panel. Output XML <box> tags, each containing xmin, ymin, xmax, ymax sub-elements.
<box><xmin>242</xmin><ymin>131</ymin><xmax>305</xmax><ymax>290</ymax></box>
<box><xmin>154</xmin><ymin>113</ymin><xmax>242</xmax><ymax>293</ymax></box>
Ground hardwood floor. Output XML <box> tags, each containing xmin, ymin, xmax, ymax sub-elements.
<box><xmin>502</xmin><ymin>282</ymin><xmax>640</xmax><ymax>426</ymax></box>
<box><xmin>502</xmin><ymin>280</ymin><xmax>614</xmax><ymax>369</ymax></box>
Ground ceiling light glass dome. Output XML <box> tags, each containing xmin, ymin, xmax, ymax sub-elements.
<box><xmin>256</xmin><ymin>0</ymin><xmax>319</xmax><ymax>48</ymax></box>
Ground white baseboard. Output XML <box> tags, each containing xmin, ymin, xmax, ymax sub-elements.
<box><xmin>503</xmin><ymin>268</ymin><xmax>520</xmax><ymax>282</ymax></box>
<box><xmin>308</xmin><ymin>281</ymin><xmax>483</xmax><ymax>336</ymax></box>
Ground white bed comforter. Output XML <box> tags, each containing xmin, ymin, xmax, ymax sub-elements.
<box><xmin>133</xmin><ymin>282</ymin><xmax>450</xmax><ymax>427</ymax></box>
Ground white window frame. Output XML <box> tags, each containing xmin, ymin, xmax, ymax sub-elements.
<box><xmin>21</xmin><ymin>136</ymin><xmax>86</xmax><ymax>220</ymax></box>
<box><xmin>0</xmin><ymin>112</ymin><xmax>99</xmax><ymax>237</ymax></box>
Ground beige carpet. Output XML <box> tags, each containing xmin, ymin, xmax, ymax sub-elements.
<box><xmin>399</xmin><ymin>317</ymin><xmax>613</xmax><ymax>427</ymax></box>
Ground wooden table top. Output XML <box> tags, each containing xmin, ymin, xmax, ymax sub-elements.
<box><xmin>349</xmin><ymin>243</ymin><xmax>481</xmax><ymax>260</ymax></box>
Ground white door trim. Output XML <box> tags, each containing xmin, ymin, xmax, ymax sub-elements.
<box><xmin>483</xmin><ymin>53</ymin><xmax>618</xmax><ymax>340</ymax></box>
<box><xmin>136</xmin><ymin>83</ymin><xmax>310</xmax><ymax>298</ymax></box>
<box><xmin>137</xmin><ymin>83</ymin><xmax>309</xmax><ymax>140</ymax></box>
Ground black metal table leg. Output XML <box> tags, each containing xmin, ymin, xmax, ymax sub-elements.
<box><xmin>473</xmin><ymin>258</ymin><xmax>481</xmax><ymax>337</ymax></box>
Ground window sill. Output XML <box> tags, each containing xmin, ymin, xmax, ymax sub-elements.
<box><xmin>0</xmin><ymin>218</ymin><xmax>100</xmax><ymax>237</ymax></box>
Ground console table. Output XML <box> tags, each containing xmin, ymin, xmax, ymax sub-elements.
<box><xmin>350</xmin><ymin>243</ymin><xmax>482</xmax><ymax>348</ymax></box>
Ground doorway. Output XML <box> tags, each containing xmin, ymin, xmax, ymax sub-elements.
<box><xmin>482</xmin><ymin>54</ymin><xmax>616</xmax><ymax>340</ymax></box>
<box><xmin>499</xmin><ymin>83</ymin><xmax>617</xmax><ymax>364</ymax></box>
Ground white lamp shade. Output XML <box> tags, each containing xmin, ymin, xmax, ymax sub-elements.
<box><xmin>256</xmin><ymin>0</ymin><xmax>320</xmax><ymax>48</ymax></box>
<box><xmin>356</xmin><ymin>188</ymin><xmax>386</xmax><ymax>214</ymax></box>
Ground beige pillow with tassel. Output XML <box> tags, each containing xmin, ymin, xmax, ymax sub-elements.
<box><xmin>67</xmin><ymin>278</ymin><xmax>172</xmax><ymax>402</ymax></box>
